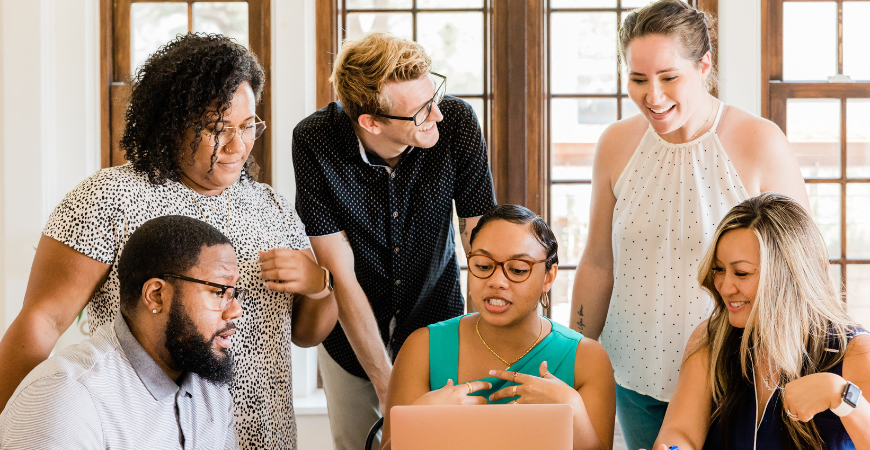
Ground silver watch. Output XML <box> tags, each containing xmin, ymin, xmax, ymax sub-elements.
<box><xmin>830</xmin><ymin>381</ymin><xmax>862</xmax><ymax>417</ymax></box>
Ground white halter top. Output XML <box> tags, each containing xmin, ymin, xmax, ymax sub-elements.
<box><xmin>600</xmin><ymin>102</ymin><xmax>749</xmax><ymax>401</ymax></box>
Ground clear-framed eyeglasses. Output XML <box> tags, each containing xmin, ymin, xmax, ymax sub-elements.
<box><xmin>162</xmin><ymin>273</ymin><xmax>247</xmax><ymax>311</ymax></box>
<box><xmin>375</xmin><ymin>72</ymin><xmax>446</xmax><ymax>126</ymax></box>
<box><xmin>202</xmin><ymin>114</ymin><xmax>267</xmax><ymax>148</ymax></box>
<box><xmin>466</xmin><ymin>253</ymin><xmax>550</xmax><ymax>283</ymax></box>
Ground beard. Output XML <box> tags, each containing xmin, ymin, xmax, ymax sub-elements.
<box><xmin>164</xmin><ymin>299</ymin><xmax>235</xmax><ymax>385</ymax></box>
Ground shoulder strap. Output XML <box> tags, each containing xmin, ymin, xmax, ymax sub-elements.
<box><xmin>428</xmin><ymin>316</ymin><xmax>462</xmax><ymax>390</ymax></box>
<box><xmin>715</xmin><ymin>104</ymin><xmax>729</xmax><ymax>135</ymax></box>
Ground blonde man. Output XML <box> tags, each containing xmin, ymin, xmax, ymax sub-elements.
<box><xmin>292</xmin><ymin>31</ymin><xmax>495</xmax><ymax>449</ymax></box>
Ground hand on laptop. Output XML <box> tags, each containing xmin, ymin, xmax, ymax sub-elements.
<box><xmin>487</xmin><ymin>361</ymin><xmax>582</xmax><ymax>409</ymax></box>
<box><xmin>411</xmin><ymin>379</ymin><xmax>491</xmax><ymax>406</ymax></box>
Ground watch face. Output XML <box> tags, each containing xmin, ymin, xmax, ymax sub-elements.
<box><xmin>844</xmin><ymin>382</ymin><xmax>862</xmax><ymax>408</ymax></box>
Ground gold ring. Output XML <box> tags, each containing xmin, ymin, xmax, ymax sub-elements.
<box><xmin>512</xmin><ymin>371</ymin><xmax>518</xmax><ymax>382</ymax></box>
<box><xmin>466</xmin><ymin>382</ymin><xmax>474</xmax><ymax>394</ymax></box>
<box><xmin>510</xmin><ymin>400</ymin><xmax>518</xmax><ymax>405</ymax></box>
<box><xmin>786</xmin><ymin>409</ymin><xmax>797</xmax><ymax>420</ymax></box>
<box><xmin>512</xmin><ymin>385</ymin><xmax>517</xmax><ymax>397</ymax></box>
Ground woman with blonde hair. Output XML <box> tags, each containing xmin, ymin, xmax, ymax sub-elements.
<box><xmin>649</xmin><ymin>193</ymin><xmax>870</xmax><ymax>450</ymax></box>
<box><xmin>568</xmin><ymin>1</ymin><xmax>809</xmax><ymax>446</ymax></box>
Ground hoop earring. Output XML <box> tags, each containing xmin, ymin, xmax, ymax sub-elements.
<box><xmin>539</xmin><ymin>292</ymin><xmax>550</xmax><ymax>309</ymax></box>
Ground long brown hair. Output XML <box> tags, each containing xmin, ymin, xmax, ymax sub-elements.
<box><xmin>695</xmin><ymin>193</ymin><xmax>855</xmax><ymax>449</ymax></box>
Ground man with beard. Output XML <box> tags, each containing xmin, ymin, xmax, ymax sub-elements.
<box><xmin>0</xmin><ymin>215</ymin><xmax>241</xmax><ymax>449</ymax></box>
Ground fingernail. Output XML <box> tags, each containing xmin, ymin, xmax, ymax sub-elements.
<box><xmin>489</xmin><ymin>370</ymin><xmax>495</xmax><ymax>375</ymax></box>
<box><xmin>488</xmin><ymin>395</ymin><xmax>493</xmax><ymax>400</ymax></box>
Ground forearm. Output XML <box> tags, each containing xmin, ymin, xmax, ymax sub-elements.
<box><xmin>0</xmin><ymin>310</ymin><xmax>64</xmax><ymax>410</ymax></box>
<box><xmin>570</xmin><ymin>396</ymin><xmax>608</xmax><ymax>450</ymax></box>
<box><xmin>333</xmin><ymin>281</ymin><xmax>392</xmax><ymax>393</ymax></box>
<box><xmin>291</xmin><ymin>292</ymin><xmax>338</xmax><ymax>348</ymax></box>
<box><xmin>840</xmin><ymin>394</ymin><xmax>870</xmax><ymax>449</ymax></box>
<box><xmin>653</xmin><ymin>426</ymin><xmax>701</xmax><ymax>450</ymax></box>
<box><xmin>569</xmin><ymin>262</ymin><xmax>613</xmax><ymax>340</ymax></box>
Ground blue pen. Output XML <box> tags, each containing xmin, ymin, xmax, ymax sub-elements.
<box><xmin>669</xmin><ymin>446</ymin><xmax>679</xmax><ymax>450</ymax></box>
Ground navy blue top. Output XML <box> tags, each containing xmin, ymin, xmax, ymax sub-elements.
<box><xmin>703</xmin><ymin>328</ymin><xmax>868</xmax><ymax>450</ymax></box>
<box><xmin>292</xmin><ymin>97</ymin><xmax>496</xmax><ymax>379</ymax></box>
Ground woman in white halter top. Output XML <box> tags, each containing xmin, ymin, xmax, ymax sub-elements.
<box><xmin>567</xmin><ymin>2</ymin><xmax>810</xmax><ymax>449</ymax></box>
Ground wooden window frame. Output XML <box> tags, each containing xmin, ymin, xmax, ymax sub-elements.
<box><xmin>761</xmin><ymin>0</ymin><xmax>870</xmax><ymax>293</ymax></box>
<box><xmin>100</xmin><ymin>0</ymin><xmax>272</xmax><ymax>185</ymax></box>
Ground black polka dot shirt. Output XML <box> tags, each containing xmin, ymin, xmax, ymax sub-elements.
<box><xmin>293</xmin><ymin>97</ymin><xmax>496</xmax><ymax>379</ymax></box>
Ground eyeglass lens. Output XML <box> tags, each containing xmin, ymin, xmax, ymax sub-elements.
<box><xmin>413</xmin><ymin>77</ymin><xmax>447</xmax><ymax>126</ymax></box>
<box><xmin>209</xmin><ymin>122</ymin><xmax>266</xmax><ymax>147</ymax></box>
<box><xmin>467</xmin><ymin>255</ymin><xmax>534</xmax><ymax>282</ymax></box>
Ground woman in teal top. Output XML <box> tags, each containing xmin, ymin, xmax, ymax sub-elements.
<box><xmin>382</xmin><ymin>205</ymin><xmax>616</xmax><ymax>450</ymax></box>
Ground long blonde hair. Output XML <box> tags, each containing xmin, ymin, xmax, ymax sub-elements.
<box><xmin>695</xmin><ymin>193</ymin><xmax>855</xmax><ymax>449</ymax></box>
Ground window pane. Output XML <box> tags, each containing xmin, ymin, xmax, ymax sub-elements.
<box><xmin>131</xmin><ymin>3</ymin><xmax>188</xmax><ymax>73</ymax></box>
<box><xmin>346</xmin><ymin>13</ymin><xmax>413</xmax><ymax>41</ymax></box>
<box><xmin>551</xmin><ymin>184</ymin><xmax>593</xmax><ymax>266</ymax></box>
<box><xmin>551</xmin><ymin>13</ymin><xmax>618</xmax><ymax>94</ymax></box>
<box><xmin>843</xmin><ymin>2</ymin><xmax>870</xmax><ymax>81</ymax></box>
<box><xmin>846</xmin><ymin>265</ymin><xmax>870</xmax><ymax>329</ymax></box>
<box><xmin>552</xmin><ymin>98</ymin><xmax>616</xmax><ymax>181</ymax></box>
<box><xmin>847</xmin><ymin>99</ymin><xmax>870</xmax><ymax>178</ymax></box>
<box><xmin>550</xmin><ymin>269</ymin><xmax>576</xmax><ymax>328</ymax></box>
<box><xmin>417</xmin><ymin>13</ymin><xmax>483</xmax><ymax>95</ymax></box>
<box><xmin>786</xmin><ymin>99</ymin><xmax>841</xmax><ymax>178</ymax></box>
<box><xmin>783</xmin><ymin>2</ymin><xmax>837</xmax><ymax>81</ymax></box>
<box><xmin>418</xmin><ymin>0</ymin><xmax>484</xmax><ymax>8</ymax></box>
<box><xmin>551</xmin><ymin>0</ymin><xmax>615</xmax><ymax>7</ymax></box>
<box><xmin>847</xmin><ymin>184</ymin><xmax>870</xmax><ymax>259</ymax></box>
<box><xmin>347</xmin><ymin>0</ymin><xmax>412</xmax><ymax>9</ymax></box>
<box><xmin>807</xmin><ymin>183</ymin><xmax>841</xmax><ymax>259</ymax></box>
<box><xmin>621</xmin><ymin>97</ymin><xmax>640</xmax><ymax>119</ymax></box>
<box><xmin>192</xmin><ymin>3</ymin><xmax>248</xmax><ymax>48</ymax></box>
<box><xmin>622</xmin><ymin>0</ymin><xmax>658</xmax><ymax>7</ymax></box>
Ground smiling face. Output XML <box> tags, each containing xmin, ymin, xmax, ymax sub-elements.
<box><xmin>712</xmin><ymin>228</ymin><xmax>762</xmax><ymax>329</ymax></box>
<box><xmin>163</xmin><ymin>244</ymin><xmax>243</xmax><ymax>384</ymax></box>
<box><xmin>178</xmin><ymin>82</ymin><xmax>257</xmax><ymax>195</ymax></box>
<box><xmin>373</xmin><ymin>74</ymin><xmax>444</xmax><ymax>157</ymax></box>
<box><xmin>467</xmin><ymin>220</ymin><xmax>557</xmax><ymax>328</ymax></box>
<box><xmin>625</xmin><ymin>34</ymin><xmax>712</xmax><ymax>140</ymax></box>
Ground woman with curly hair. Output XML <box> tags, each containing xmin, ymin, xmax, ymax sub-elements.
<box><xmin>649</xmin><ymin>193</ymin><xmax>870</xmax><ymax>450</ymax></box>
<box><xmin>0</xmin><ymin>33</ymin><xmax>337</xmax><ymax>449</ymax></box>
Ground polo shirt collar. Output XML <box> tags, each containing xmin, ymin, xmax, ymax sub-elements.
<box><xmin>356</xmin><ymin>136</ymin><xmax>414</xmax><ymax>174</ymax></box>
<box><xmin>114</xmin><ymin>316</ymin><xmax>181</xmax><ymax>401</ymax></box>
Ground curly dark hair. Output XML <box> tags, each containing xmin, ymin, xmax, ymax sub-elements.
<box><xmin>120</xmin><ymin>33</ymin><xmax>265</xmax><ymax>185</ymax></box>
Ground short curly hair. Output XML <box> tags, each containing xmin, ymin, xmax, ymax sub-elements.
<box><xmin>120</xmin><ymin>33</ymin><xmax>265</xmax><ymax>185</ymax></box>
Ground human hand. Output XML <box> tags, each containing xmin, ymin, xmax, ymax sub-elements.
<box><xmin>782</xmin><ymin>372</ymin><xmax>847</xmax><ymax>422</ymax></box>
<box><xmin>411</xmin><ymin>379</ymin><xmax>491</xmax><ymax>406</ymax></box>
<box><xmin>487</xmin><ymin>361</ymin><xmax>581</xmax><ymax>407</ymax></box>
<box><xmin>258</xmin><ymin>249</ymin><xmax>325</xmax><ymax>295</ymax></box>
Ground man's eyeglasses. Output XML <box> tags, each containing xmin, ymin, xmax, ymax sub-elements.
<box><xmin>162</xmin><ymin>273</ymin><xmax>246</xmax><ymax>311</ymax></box>
<box><xmin>466</xmin><ymin>254</ymin><xmax>550</xmax><ymax>283</ymax></box>
<box><xmin>202</xmin><ymin>115</ymin><xmax>267</xmax><ymax>148</ymax></box>
<box><xmin>375</xmin><ymin>73</ymin><xmax>446</xmax><ymax>126</ymax></box>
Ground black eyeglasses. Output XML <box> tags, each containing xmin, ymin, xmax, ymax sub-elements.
<box><xmin>162</xmin><ymin>273</ymin><xmax>246</xmax><ymax>311</ymax></box>
<box><xmin>466</xmin><ymin>254</ymin><xmax>550</xmax><ymax>283</ymax></box>
<box><xmin>374</xmin><ymin>72</ymin><xmax>446</xmax><ymax>126</ymax></box>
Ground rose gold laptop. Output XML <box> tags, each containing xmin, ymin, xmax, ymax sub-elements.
<box><xmin>390</xmin><ymin>404</ymin><xmax>573</xmax><ymax>450</ymax></box>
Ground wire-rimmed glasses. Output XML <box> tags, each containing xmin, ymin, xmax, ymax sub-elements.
<box><xmin>162</xmin><ymin>273</ymin><xmax>246</xmax><ymax>311</ymax></box>
<box><xmin>375</xmin><ymin>72</ymin><xmax>446</xmax><ymax>126</ymax></box>
<box><xmin>202</xmin><ymin>115</ymin><xmax>267</xmax><ymax>147</ymax></box>
<box><xmin>465</xmin><ymin>254</ymin><xmax>550</xmax><ymax>283</ymax></box>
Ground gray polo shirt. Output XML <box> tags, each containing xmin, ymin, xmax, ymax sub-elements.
<box><xmin>0</xmin><ymin>317</ymin><xmax>238</xmax><ymax>449</ymax></box>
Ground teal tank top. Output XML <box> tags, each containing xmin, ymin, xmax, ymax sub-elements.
<box><xmin>428</xmin><ymin>314</ymin><xmax>583</xmax><ymax>404</ymax></box>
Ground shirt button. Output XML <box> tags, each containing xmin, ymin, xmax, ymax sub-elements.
<box><xmin>394</xmin><ymin>247</ymin><xmax>400</xmax><ymax>253</ymax></box>
<box><xmin>395</xmin><ymin>279</ymin><xmax>401</xmax><ymax>286</ymax></box>
<box><xmin>390</xmin><ymin>172</ymin><xmax>396</xmax><ymax>179</ymax></box>
<box><xmin>392</xmin><ymin>211</ymin><xmax>398</xmax><ymax>218</ymax></box>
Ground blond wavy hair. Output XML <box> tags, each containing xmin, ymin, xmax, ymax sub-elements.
<box><xmin>695</xmin><ymin>193</ymin><xmax>856</xmax><ymax>449</ymax></box>
<box><xmin>330</xmin><ymin>31</ymin><xmax>432</xmax><ymax>123</ymax></box>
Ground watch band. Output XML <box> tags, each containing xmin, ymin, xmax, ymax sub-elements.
<box><xmin>307</xmin><ymin>267</ymin><xmax>333</xmax><ymax>300</ymax></box>
<box><xmin>830</xmin><ymin>381</ymin><xmax>861</xmax><ymax>417</ymax></box>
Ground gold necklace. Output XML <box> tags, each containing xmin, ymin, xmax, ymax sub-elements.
<box><xmin>476</xmin><ymin>315</ymin><xmax>544</xmax><ymax>369</ymax></box>
<box><xmin>664</xmin><ymin>96</ymin><xmax>716</xmax><ymax>144</ymax></box>
<box><xmin>179</xmin><ymin>178</ymin><xmax>230</xmax><ymax>235</ymax></box>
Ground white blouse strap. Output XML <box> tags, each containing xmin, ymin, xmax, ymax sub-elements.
<box><xmin>713</xmin><ymin>101</ymin><xmax>728</xmax><ymax>134</ymax></box>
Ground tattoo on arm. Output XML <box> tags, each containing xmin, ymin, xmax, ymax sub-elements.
<box><xmin>576</xmin><ymin>318</ymin><xmax>586</xmax><ymax>331</ymax></box>
<box><xmin>578</xmin><ymin>305</ymin><xmax>584</xmax><ymax>316</ymax></box>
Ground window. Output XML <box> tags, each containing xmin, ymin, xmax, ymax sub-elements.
<box><xmin>763</xmin><ymin>0</ymin><xmax>870</xmax><ymax>327</ymax></box>
<box><xmin>100</xmin><ymin>0</ymin><xmax>272</xmax><ymax>184</ymax></box>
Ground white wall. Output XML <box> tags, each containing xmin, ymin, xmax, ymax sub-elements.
<box><xmin>718</xmin><ymin>0</ymin><xmax>762</xmax><ymax>115</ymax></box>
